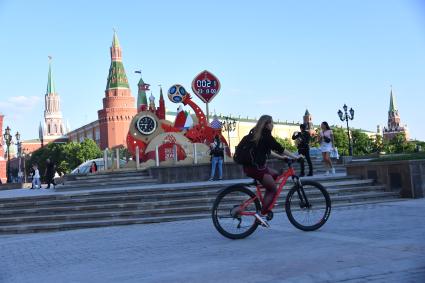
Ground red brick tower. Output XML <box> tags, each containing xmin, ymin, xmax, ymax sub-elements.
<box><xmin>98</xmin><ymin>32</ymin><xmax>137</xmax><ymax>150</ymax></box>
<box><xmin>383</xmin><ymin>88</ymin><xmax>409</xmax><ymax>141</ymax></box>
<box><xmin>0</xmin><ymin>114</ymin><xmax>6</xmax><ymax>183</ymax></box>
<box><xmin>303</xmin><ymin>109</ymin><xmax>313</xmax><ymax>130</ymax></box>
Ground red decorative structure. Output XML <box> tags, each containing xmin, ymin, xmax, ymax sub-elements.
<box><xmin>126</xmin><ymin>84</ymin><xmax>228</xmax><ymax>164</ymax></box>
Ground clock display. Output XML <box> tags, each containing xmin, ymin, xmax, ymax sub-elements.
<box><xmin>136</xmin><ymin>115</ymin><xmax>157</xmax><ymax>135</ymax></box>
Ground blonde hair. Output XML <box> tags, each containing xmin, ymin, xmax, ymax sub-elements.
<box><xmin>252</xmin><ymin>115</ymin><xmax>272</xmax><ymax>145</ymax></box>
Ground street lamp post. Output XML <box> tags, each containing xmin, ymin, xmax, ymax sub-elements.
<box><xmin>15</xmin><ymin>131</ymin><xmax>22</xmax><ymax>183</ymax></box>
<box><xmin>338</xmin><ymin>104</ymin><xmax>355</xmax><ymax>156</ymax></box>
<box><xmin>3</xmin><ymin>126</ymin><xmax>12</xmax><ymax>183</ymax></box>
<box><xmin>221</xmin><ymin>116</ymin><xmax>237</xmax><ymax>154</ymax></box>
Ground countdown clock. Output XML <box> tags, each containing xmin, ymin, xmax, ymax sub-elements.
<box><xmin>191</xmin><ymin>70</ymin><xmax>221</xmax><ymax>103</ymax></box>
<box><xmin>136</xmin><ymin>114</ymin><xmax>157</xmax><ymax>135</ymax></box>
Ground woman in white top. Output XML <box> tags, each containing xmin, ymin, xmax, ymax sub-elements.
<box><xmin>32</xmin><ymin>164</ymin><xmax>41</xmax><ymax>189</ymax></box>
<box><xmin>319</xmin><ymin>121</ymin><xmax>335</xmax><ymax>175</ymax></box>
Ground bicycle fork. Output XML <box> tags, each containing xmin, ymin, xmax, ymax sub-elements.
<box><xmin>292</xmin><ymin>176</ymin><xmax>311</xmax><ymax>209</ymax></box>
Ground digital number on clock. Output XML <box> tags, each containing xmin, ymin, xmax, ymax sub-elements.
<box><xmin>195</xmin><ymin>79</ymin><xmax>218</xmax><ymax>94</ymax></box>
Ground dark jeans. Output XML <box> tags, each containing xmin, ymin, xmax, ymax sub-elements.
<box><xmin>298</xmin><ymin>148</ymin><xmax>313</xmax><ymax>175</ymax></box>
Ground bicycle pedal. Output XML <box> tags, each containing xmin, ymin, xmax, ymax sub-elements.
<box><xmin>266</xmin><ymin>211</ymin><xmax>274</xmax><ymax>221</ymax></box>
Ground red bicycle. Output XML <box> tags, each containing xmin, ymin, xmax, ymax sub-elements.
<box><xmin>212</xmin><ymin>159</ymin><xmax>331</xmax><ymax>239</ymax></box>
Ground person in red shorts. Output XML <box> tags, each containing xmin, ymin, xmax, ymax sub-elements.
<box><xmin>242</xmin><ymin>115</ymin><xmax>300</xmax><ymax>227</ymax></box>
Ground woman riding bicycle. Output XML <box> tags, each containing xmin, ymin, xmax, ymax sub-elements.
<box><xmin>242</xmin><ymin>115</ymin><xmax>299</xmax><ymax>225</ymax></box>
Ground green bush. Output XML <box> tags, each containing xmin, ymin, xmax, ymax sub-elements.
<box><xmin>371</xmin><ymin>152</ymin><xmax>425</xmax><ymax>162</ymax></box>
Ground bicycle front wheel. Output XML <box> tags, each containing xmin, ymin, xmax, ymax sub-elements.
<box><xmin>285</xmin><ymin>180</ymin><xmax>331</xmax><ymax>231</ymax></box>
<box><xmin>212</xmin><ymin>185</ymin><xmax>261</xmax><ymax>239</ymax></box>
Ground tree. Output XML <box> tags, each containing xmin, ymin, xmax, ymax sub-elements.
<box><xmin>331</xmin><ymin>127</ymin><xmax>349</xmax><ymax>156</ymax></box>
<box><xmin>275</xmin><ymin>137</ymin><xmax>297</xmax><ymax>152</ymax></box>
<box><xmin>29</xmin><ymin>139</ymin><xmax>102</xmax><ymax>175</ymax></box>
<box><xmin>351</xmin><ymin>130</ymin><xmax>373</xmax><ymax>155</ymax></box>
<box><xmin>372</xmin><ymin>134</ymin><xmax>384</xmax><ymax>153</ymax></box>
<box><xmin>77</xmin><ymin>139</ymin><xmax>102</xmax><ymax>163</ymax></box>
<box><xmin>382</xmin><ymin>133</ymin><xmax>416</xmax><ymax>154</ymax></box>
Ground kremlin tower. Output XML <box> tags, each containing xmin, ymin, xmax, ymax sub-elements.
<box><xmin>137</xmin><ymin>74</ymin><xmax>149</xmax><ymax>112</ymax></box>
<box><xmin>41</xmin><ymin>58</ymin><xmax>68</xmax><ymax>144</ymax></box>
<box><xmin>98</xmin><ymin>32</ymin><xmax>137</xmax><ymax>150</ymax></box>
<box><xmin>383</xmin><ymin>88</ymin><xmax>409</xmax><ymax>141</ymax></box>
<box><xmin>303</xmin><ymin>109</ymin><xmax>313</xmax><ymax>130</ymax></box>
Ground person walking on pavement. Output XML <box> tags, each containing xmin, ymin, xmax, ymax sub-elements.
<box><xmin>209</xmin><ymin>135</ymin><xmax>224</xmax><ymax>181</ymax></box>
<box><xmin>44</xmin><ymin>158</ymin><xmax>56</xmax><ymax>189</ymax></box>
<box><xmin>292</xmin><ymin>123</ymin><xmax>313</xmax><ymax>177</ymax></box>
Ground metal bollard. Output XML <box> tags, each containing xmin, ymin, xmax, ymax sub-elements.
<box><xmin>193</xmin><ymin>143</ymin><xmax>198</xmax><ymax>164</ymax></box>
<box><xmin>135</xmin><ymin>146</ymin><xmax>140</xmax><ymax>169</ymax></box>
<box><xmin>155</xmin><ymin>145</ymin><xmax>159</xmax><ymax>167</ymax></box>
<box><xmin>116</xmin><ymin>148</ymin><xmax>120</xmax><ymax>169</ymax></box>
<box><xmin>103</xmin><ymin>149</ymin><xmax>108</xmax><ymax>171</ymax></box>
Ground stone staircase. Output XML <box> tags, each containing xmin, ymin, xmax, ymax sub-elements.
<box><xmin>57</xmin><ymin>158</ymin><xmax>344</xmax><ymax>191</ymax></box>
<box><xmin>58</xmin><ymin>169</ymin><xmax>157</xmax><ymax>191</ymax></box>
<box><xmin>0</xmin><ymin>173</ymin><xmax>400</xmax><ymax>234</ymax></box>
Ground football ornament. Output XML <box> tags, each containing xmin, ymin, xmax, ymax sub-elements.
<box><xmin>168</xmin><ymin>84</ymin><xmax>187</xmax><ymax>104</ymax></box>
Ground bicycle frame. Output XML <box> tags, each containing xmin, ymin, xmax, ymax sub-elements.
<box><xmin>239</xmin><ymin>164</ymin><xmax>299</xmax><ymax>216</ymax></box>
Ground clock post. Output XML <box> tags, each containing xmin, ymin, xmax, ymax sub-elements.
<box><xmin>191</xmin><ymin>70</ymin><xmax>221</xmax><ymax>123</ymax></box>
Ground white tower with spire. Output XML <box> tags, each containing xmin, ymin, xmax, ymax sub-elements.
<box><xmin>43</xmin><ymin>57</ymin><xmax>67</xmax><ymax>141</ymax></box>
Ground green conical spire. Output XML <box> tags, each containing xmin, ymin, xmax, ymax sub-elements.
<box><xmin>112</xmin><ymin>30</ymin><xmax>120</xmax><ymax>48</ymax></box>
<box><xmin>46</xmin><ymin>59</ymin><xmax>55</xmax><ymax>94</ymax></box>
<box><xmin>106</xmin><ymin>32</ymin><xmax>129</xmax><ymax>89</ymax></box>
<box><xmin>137</xmin><ymin>76</ymin><xmax>148</xmax><ymax>107</ymax></box>
<box><xmin>389</xmin><ymin>88</ymin><xmax>397</xmax><ymax>112</ymax></box>
<box><xmin>304</xmin><ymin>109</ymin><xmax>310</xmax><ymax>116</ymax></box>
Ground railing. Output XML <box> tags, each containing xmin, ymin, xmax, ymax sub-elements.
<box><xmin>101</xmin><ymin>144</ymin><xmax>233</xmax><ymax>170</ymax></box>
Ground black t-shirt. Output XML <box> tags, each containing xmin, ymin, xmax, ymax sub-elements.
<box><xmin>252</xmin><ymin>129</ymin><xmax>285</xmax><ymax>167</ymax></box>
<box><xmin>292</xmin><ymin>130</ymin><xmax>311</xmax><ymax>149</ymax></box>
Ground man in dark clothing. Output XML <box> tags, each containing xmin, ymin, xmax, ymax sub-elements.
<box><xmin>45</xmin><ymin>158</ymin><xmax>56</xmax><ymax>189</ymax></box>
<box><xmin>292</xmin><ymin>124</ymin><xmax>313</xmax><ymax>177</ymax></box>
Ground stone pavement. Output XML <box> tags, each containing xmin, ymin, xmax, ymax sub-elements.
<box><xmin>0</xmin><ymin>199</ymin><xmax>424</xmax><ymax>283</ymax></box>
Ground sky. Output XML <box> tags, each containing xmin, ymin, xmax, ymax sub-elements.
<box><xmin>0</xmin><ymin>0</ymin><xmax>424</xmax><ymax>143</ymax></box>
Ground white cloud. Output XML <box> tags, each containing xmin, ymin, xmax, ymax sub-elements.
<box><xmin>0</xmin><ymin>96</ymin><xmax>42</xmax><ymax>123</ymax></box>
<box><xmin>0</xmin><ymin>96</ymin><xmax>41</xmax><ymax>111</ymax></box>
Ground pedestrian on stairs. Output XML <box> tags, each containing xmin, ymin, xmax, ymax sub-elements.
<box><xmin>209</xmin><ymin>135</ymin><xmax>224</xmax><ymax>181</ymax></box>
<box><xmin>292</xmin><ymin>123</ymin><xmax>313</xmax><ymax>176</ymax></box>
<box><xmin>319</xmin><ymin>122</ymin><xmax>335</xmax><ymax>175</ymax></box>
<box><xmin>31</xmin><ymin>163</ymin><xmax>41</xmax><ymax>189</ymax></box>
<box><xmin>44</xmin><ymin>158</ymin><xmax>56</xmax><ymax>189</ymax></box>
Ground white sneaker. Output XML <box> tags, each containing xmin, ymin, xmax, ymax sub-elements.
<box><xmin>324</xmin><ymin>170</ymin><xmax>329</xmax><ymax>176</ymax></box>
<box><xmin>254</xmin><ymin>213</ymin><xmax>270</xmax><ymax>228</ymax></box>
<box><xmin>331</xmin><ymin>168</ymin><xmax>336</xmax><ymax>174</ymax></box>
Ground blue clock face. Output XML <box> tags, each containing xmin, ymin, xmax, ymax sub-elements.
<box><xmin>136</xmin><ymin>115</ymin><xmax>157</xmax><ymax>135</ymax></box>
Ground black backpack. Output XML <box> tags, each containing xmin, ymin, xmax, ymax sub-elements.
<box><xmin>233</xmin><ymin>133</ymin><xmax>256</xmax><ymax>165</ymax></box>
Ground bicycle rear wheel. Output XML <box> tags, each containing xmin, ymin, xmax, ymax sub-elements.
<box><xmin>285</xmin><ymin>180</ymin><xmax>331</xmax><ymax>231</ymax></box>
<box><xmin>212</xmin><ymin>185</ymin><xmax>261</xmax><ymax>239</ymax></box>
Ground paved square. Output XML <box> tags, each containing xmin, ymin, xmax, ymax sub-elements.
<box><xmin>0</xmin><ymin>199</ymin><xmax>424</xmax><ymax>283</ymax></box>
